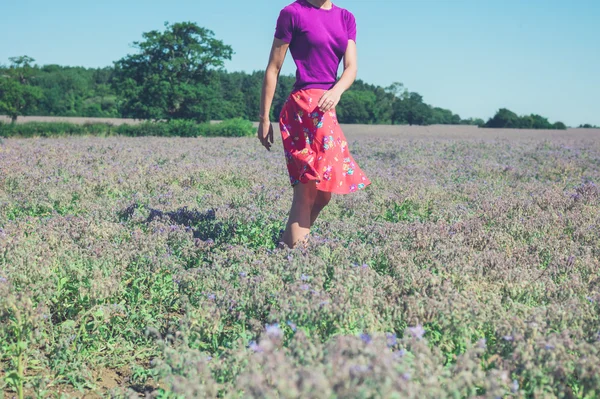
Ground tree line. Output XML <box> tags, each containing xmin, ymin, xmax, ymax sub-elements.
<box><xmin>0</xmin><ymin>22</ymin><xmax>587</xmax><ymax>130</ymax></box>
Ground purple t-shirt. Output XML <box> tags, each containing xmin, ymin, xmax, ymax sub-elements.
<box><xmin>274</xmin><ymin>0</ymin><xmax>357</xmax><ymax>92</ymax></box>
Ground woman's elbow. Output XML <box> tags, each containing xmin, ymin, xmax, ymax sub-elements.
<box><xmin>266</xmin><ymin>63</ymin><xmax>283</xmax><ymax>78</ymax></box>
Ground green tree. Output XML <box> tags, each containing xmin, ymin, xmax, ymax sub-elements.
<box><xmin>112</xmin><ymin>21</ymin><xmax>233</xmax><ymax>122</ymax></box>
<box><xmin>429</xmin><ymin>107</ymin><xmax>461</xmax><ymax>125</ymax></box>
<box><xmin>484</xmin><ymin>108</ymin><xmax>520</xmax><ymax>128</ymax></box>
<box><xmin>393</xmin><ymin>92</ymin><xmax>432</xmax><ymax>125</ymax></box>
<box><xmin>385</xmin><ymin>82</ymin><xmax>408</xmax><ymax>125</ymax></box>
<box><xmin>337</xmin><ymin>90</ymin><xmax>377</xmax><ymax>124</ymax></box>
<box><xmin>0</xmin><ymin>56</ymin><xmax>43</xmax><ymax>123</ymax></box>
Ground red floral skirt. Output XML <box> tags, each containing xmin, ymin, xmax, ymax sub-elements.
<box><xmin>278</xmin><ymin>88</ymin><xmax>371</xmax><ymax>194</ymax></box>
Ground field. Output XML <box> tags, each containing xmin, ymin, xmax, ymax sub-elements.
<box><xmin>1</xmin><ymin>124</ymin><xmax>600</xmax><ymax>398</ymax></box>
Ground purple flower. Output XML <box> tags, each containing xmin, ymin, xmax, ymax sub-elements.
<box><xmin>360</xmin><ymin>332</ymin><xmax>372</xmax><ymax>344</ymax></box>
<box><xmin>249</xmin><ymin>340</ymin><xmax>262</xmax><ymax>352</ymax></box>
<box><xmin>349</xmin><ymin>365</ymin><xmax>370</xmax><ymax>375</ymax></box>
<box><xmin>286</xmin><ymin>320</ymin><xmax>297</xmax><ymax>332</ymax></box>
<box><xmin>300</xmin><ymin>273</ymin><xmax>310</xmax><ymax>281</ymax></box>
<box><xmin>408</xmin><ymin>324</ymin><xmax>426</xmax><ymax>340</ymax></box>
<box><xmin>239</xmin><ymin>272</ymin><xmax>247</xmax><ymax>277</ymax></box>
<box><xmin>207</xmin><ymin>293</ymin><xmax>216</xmax><ymax>300</ymax></box>
<box><xmin>394</xmin><ymin>349</ymin><xmax>406</xmax><ymax>360</ymax></box>
<box><xmin>386</xmin><ymin>332</ymin><xmax>397</xmax><ymax>347</ymax></box>
<box><xmin>402</xmin><ymin>372</ymin><xmax>411</xmax><ymax>381</ymax></box>
<box><xmin>502</xmin><ymin>335</ymin><xmax>514</xmax><ymax>342</ymax></box>
<box><xmin>0</xmin><ymin>276</ymin><xmax>7</xmax><ymax>284</ymax></box>
<box><xmin>393</xmin><ymin>348</ymin><xmax>406</xmax><ymax>359</ymax></box>
<box><xmin>544</xmin><ymin>343</ymin><xmax>555</xmax><ymax>350</ymax></box>
<box><xmin>586</xmin><ymin>296</ymin><xmax>595</xmax><ymax>304</ymax></box>
<box><xmin>319</xmin><ymin>300</ymin><xmax>329</xmax><ymax>307</ymax></box>
<box><xmin>265</xmin><ymin>323</ymin><xmax>283</xmax><ymax>338</ymax></box>
<box><xmin>300</xmin><ymin>284</ymin><xmax>309</xmax><ymax>291</ymax></box>
<box><xmin>361</xmin><ymin>263</ymin><xmax>369</xmax><ymax>269</ymax></box>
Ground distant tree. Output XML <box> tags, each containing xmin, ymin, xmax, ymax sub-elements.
<box><xmin>578</xmin><ymin>123</ymin><xmax>598</xmax><ymax>128</ymax></box>
<box><xmin>461</xmin><ymin>117</ymin><xmax>486</xmax><ymax>126</ymax></box>
<box><xmin>429</xmin><ymin>107</ymin><xmax>461</xmax><ymax>125</ymax></box>
<box><xmin>385</xmin><ymin>82</ymin><xmax>408</xmax><ymax>125</ymax></box>
<box><xmin>484</xmin><ymin>108</ymin><xmax>520</xmax><ymax>128</ymax></box>
<box><xmin>485</xmin><ymin>108</ymin><xmax>566</xmax><ymax>130</ymax></box>
<box><xmin>112</xmin><ymin>21</ymin><xmax>233</xmax><ymax>122</ymax></box>
<box><xmin>337</xmin><ymin>90</ymin><xmax>377</xmax><ymax>124</ymax></box>
<box><xmin>392</xmin><ymin>92</ymin><xmax>432</xmax><ymax>125</ymax></box>
<box><xmin>552</xmin><ymin>121</ymin><xmax>567</xmax><ymax>130</ymax></box>
<box><xmin>0</xmin><ymin>56</ymin><xmax>43</xmax><ymax>122</ymax></box>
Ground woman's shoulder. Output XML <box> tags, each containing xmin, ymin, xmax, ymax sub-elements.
<box><xmin>336</xmin><ymin>6</ymin><xmax>355</xmax><ymax>20</ymax></box>
<box><xmin>279</xmin><ymin>0</ymin><xmax>303</xmax><ymax>15</ymax></box>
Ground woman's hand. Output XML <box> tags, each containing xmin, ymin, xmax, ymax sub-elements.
<box><xmin>318</xmin><ymin>88</ymin><xmax>343</xmax><ymax>112</ymax></box>
<box><xmin>257</xmin><ymin>119</ymin><xmax>274</xmax><ymax>151</ymax></box>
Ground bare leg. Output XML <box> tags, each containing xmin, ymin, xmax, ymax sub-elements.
<box><xmin>310</xmin><ymin>190</ymin><xmax>332</xmax><ymax>227</ymax></box>
<box><xmin>281</xmin><ymin>181</ymin><xmax>318</xmax><ymax>249</ymax></box>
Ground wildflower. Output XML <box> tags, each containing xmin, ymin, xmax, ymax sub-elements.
<box><xmin>585</xmin><ymin>296</ymin><xmax>595</xmax><ymax>304</ymax></box>
<box><xmin>286</xmin><ymin>320</ymin><xmax>297</xmax><ymax>332</ymax></box>
<box><xmin>361</xmin><ymin>263</ymin><xmax>369</xmax><ymax>269</ymax></box>
<box><xmin>544</xmin><ymin>343</ymin><xmax>555</xmax><ymax>350</ymax></box>
<box><xmin>360</xmin><ymin>332</ymin><xmax>372</xmax><ymax>344</ymax></box>
<box><xmin>511</xmin><ymin>379</ymin><xmax>519</xmax><ymax>393</ymax></box>
<box><xmin>408</xmin><ymin>324</ymin><xmax>426</xmax><ymax>340</ymax></box>
<box><xmin>265</xmin><ymin>323</ymin><xmax>283</xmax><ymax>338</ymax></box>
<box><xmin>207</xmin><ymin>293</ymin><xmax>216</xmax><ymax>300</ymax></box>
<box><xmin>349</xmin><ymin>365</ymin><xmax>370</xmax><ymax>375</ymax></box>
<box><xmin>502</xmin><ymin>335</ymin><xmax>513</xmax><ymax>342</ymax></box>
<box><xmin>249</xmin><ymin>340</ymin><xmax>262</xmax><ymax>352</ymax></box>
<box><xmin>300</xmin><ymin>284</ymin><xmax>309</xmax><ymax>291</ymax></box>
<box><xmin>300</xmin><ymin>273</ymin><xmax>310</xmax><ymax>281</ymax></box>
<box><xmin>239</xmin><ymin>271</ymin><xmax>247</xmax><ymax>277</ymax></box>
<box><xmin>0</xmin><ymin>276</ymin><xmax>7</xmax><ymax>284</ymax></box>
<box><xmin>319</xmin><ymin>300</ymin><xmax>329</xmax><ymax>307</ymax></box>
<box><xmin>402</xmin><ymin>372</ymin><xmax>411</xmax><ymax>381</ymax></box>
<box><xmin>386</xmin><ymin>332</ymin><xmax>397</xmax><ymax>347</ymax></box>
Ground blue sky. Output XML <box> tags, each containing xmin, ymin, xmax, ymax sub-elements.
<box><xmin>1</xmin><ymin>0</ymin><xmax>599</xmax><ymax>126</ymax></box>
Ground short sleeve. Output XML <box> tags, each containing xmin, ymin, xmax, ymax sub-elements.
<box><xmin>345</xmin><ymin>11</ymin><xmax>357</xmax><ymax>43</ymax></box>
<box><xmin>274</xmin><ymin>7</ymin><xmax>295</xmax><ymax>43</ymax></box>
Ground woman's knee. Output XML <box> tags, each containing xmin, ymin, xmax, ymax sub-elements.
<box><xmin>314</xmin><ymin>191</ymin><xmax>332</xmax><ymax>209</ymax></box>
<box><xmin>292</xmin><ymin>181</ymin><xmax>318</xmax><ymax>207</ymax></box>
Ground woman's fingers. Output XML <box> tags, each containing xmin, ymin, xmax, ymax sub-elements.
<box><xmin>322</xmin><ymin>98</ymin><xmax>335</xmax><ymax>112</ymax></box>
<box><xmin>318</xmin><ymin>91</ymin><xmax>330</xmax><ymax>110</ymax></box>
<box><xmin>257</xmin><ymin>122</ymin><xmax>273</xmax><ymax>151</ymax></box>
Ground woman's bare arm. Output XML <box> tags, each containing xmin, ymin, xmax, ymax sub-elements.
<box><xmin>318</xmin><ymin>40</ymin><xmax>357</xmax><ymax>112</ymax></box>
<box><xmin>257</xmin><ymin>38</ymin><xmax>289</xmax><ymax>151</ymax></box>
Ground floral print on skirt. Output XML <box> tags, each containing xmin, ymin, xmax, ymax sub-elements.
<box><xmin>279</xmin><ymin>88</ymin><xmax>372</xmax><ymax>194</ymax></box>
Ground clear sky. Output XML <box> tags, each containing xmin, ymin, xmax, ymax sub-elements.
<box><xmin>2</xmin><ymin>0</ymin><xmax>599</xmax><ymax>126</ymax></box>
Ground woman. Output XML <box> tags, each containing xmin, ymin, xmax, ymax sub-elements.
<box><xmin>258</xmin><ymin>0</ymin><xmax>371</xmax><ymax>249</ymax></box>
